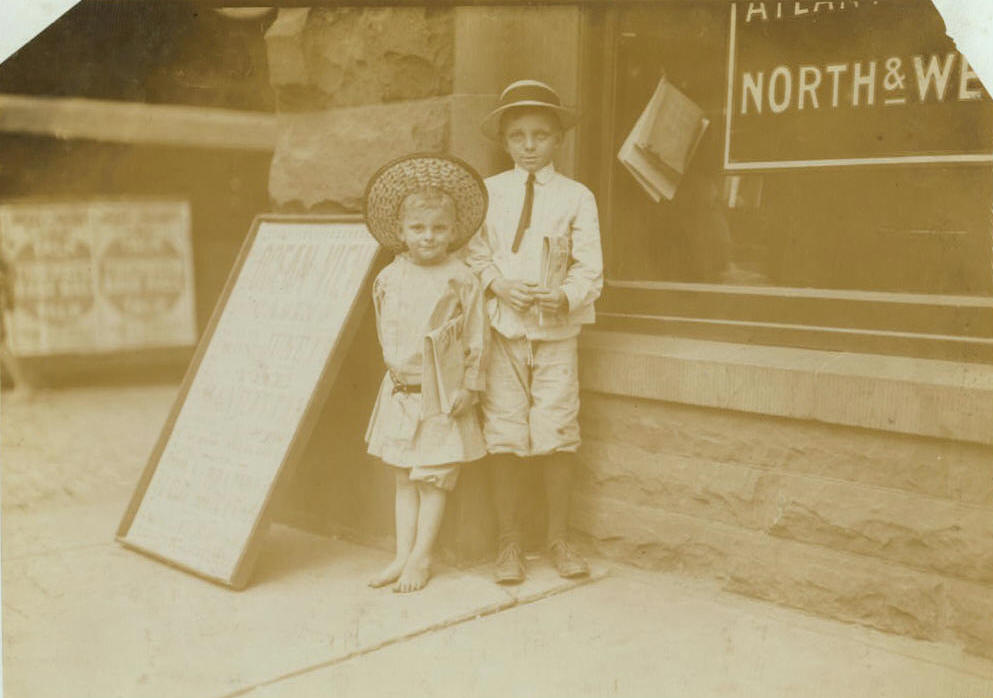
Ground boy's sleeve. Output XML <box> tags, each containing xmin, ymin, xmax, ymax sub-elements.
<box><xmin>460</xmin><ymin>273</ymin><xmax>489</xmax><ymax>393</ymax></box>
<box><xmin>464</xmin><ymin>223</ymin><xmax>501</xmax><ymax>291</ymax></box>
<box><xmin>560</xmin><ymin>188</ymin><xmax>604</xmax><ymax>313</ymax></box>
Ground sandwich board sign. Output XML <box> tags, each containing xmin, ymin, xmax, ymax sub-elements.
<box><xmin>117</xmin><ymin>214</ymin><xmax>381</xmax><ymax>588</ymax></box>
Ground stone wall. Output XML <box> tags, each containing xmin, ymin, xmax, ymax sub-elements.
<box><xmin>264</xmin><ymin>6</ymin><xmax>455</xmax><ymax>210</ymax></box>
<box><xmin>572</xmin><ymin>337</ymin><xmax>993</xmax><ymax>659</ymax></box>
<box><xmin>260</xmin><ymin>6</ymin><xmax>993</xmax><ymax>661</ymax></box>
<box><xmin>264</xmin><ymin>6</ymin><xmax>486</xmax><ymax>565</ymax></box>
<box><xmin>267</xmin><ymin>5</ymin><xmax>584</xmax><ymax>565</ymax></box>
<box><xmin>263</xmin><ymin>5</ymin><xmax>584</xmax><ymax>210</ymax></box>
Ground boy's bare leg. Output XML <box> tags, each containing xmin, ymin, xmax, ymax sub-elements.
<box><xmin>394</xmin><ymin>482</ymin><xmax>446</xmax><ymax>592</ymax></box>
<box><xmin>369</xmin><ymin>468</ymin><xmax>418</xmax><ymax>587</ymax></box>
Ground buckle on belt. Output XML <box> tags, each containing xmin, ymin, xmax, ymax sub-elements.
<box><xmin>390</xmin><ymin>373</ymin><xmax>421</xmax><ymax>395</ymax></box>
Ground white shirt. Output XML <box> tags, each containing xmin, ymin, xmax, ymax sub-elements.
<box><xmin>465</xmin><ymin>163</ymin><xmax>603</xmax><ymax>341</ymax></box>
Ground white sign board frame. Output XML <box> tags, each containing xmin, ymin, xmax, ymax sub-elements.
<box><xmin>117</xmin><ymin>214</ymin><xmax>383</xmax><ymax>589</ymax></box>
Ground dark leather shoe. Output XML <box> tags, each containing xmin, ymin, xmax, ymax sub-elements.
<box><xmin>548</xmin><ymin>539</ymin><xmax>590</xmax><ymax>579</ymax></box>
<box><xmin>494</xmin><ymin>543</ymin><xmax>525</xmax><ymax>584</ymax></box>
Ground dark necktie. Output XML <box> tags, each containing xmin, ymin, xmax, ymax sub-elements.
<box><xmin>511</xmin><ymin>173</ymin><xmax>535</xmax><ymax>253</ymax></box>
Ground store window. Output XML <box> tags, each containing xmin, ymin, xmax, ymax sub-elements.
<box><xmin>582</xmin><ymin>1</ymin><xmax>993</xmax><ymax>362</ymax></box>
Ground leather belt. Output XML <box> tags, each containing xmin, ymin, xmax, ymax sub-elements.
<box><xmin>390</xmin><ymin>373</ymin><xmax>421</xmax><ymax>395</ymax></box>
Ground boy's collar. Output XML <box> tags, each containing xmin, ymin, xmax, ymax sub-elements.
<box><xmin>513</xmin><ymin>162</ymin><xmax>555</xmax><ymax>185</ymax></box>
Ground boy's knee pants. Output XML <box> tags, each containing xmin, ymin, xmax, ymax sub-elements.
<box><xmin>481</xmin><ymin>333</ymin><xmax>581</xmax><ymax>457</ymax></box>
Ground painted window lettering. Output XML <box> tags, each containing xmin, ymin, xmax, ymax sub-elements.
<box><xmin>740</xmin><ymin>52</ymin><xmax>983</xmax><ymax>115</ymax></box>
<box><xmin>745</xmin><ymin>1</ymin><xmax>862</xmax><ymax>22</ymax></box>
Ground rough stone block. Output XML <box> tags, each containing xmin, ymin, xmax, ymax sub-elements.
<box><xmin>571</xmin><ymin>492</ymin><xmax>735</xmax><ymax>575</ymax></box>
<box><xmin>267</xmin><ymin>7</ymin><xmax>453</xmax><ymax>110</ymax></box>
<box><xmin>766</xmin><ymin>477</ymin><xmax>993</xmax><ymax>585</ymax></box>
<box><xmin>575</xmin><ymin>438</ymin><xmax>776</xmax><ymax>530</ymax></box>
<box><xmin>945</xmin><ymin>579</ymin><xmax>993</xmax><ymax>659</ymax></box>
<box><xmin>580</xmin><ymin>393</ymin><xmax>993</xmax><ymax>508</ymax></box>
<box><xmin>948</xmin><ymin>450</ymin><xmax>993</xmax><ymax>508</ymax></box>
<box><xmin>572</xmin><ymin>494</ymin><xmax>945</xmax><ymax>642</ymax></box>
<box><xmin>581</xmin><ymin>394</ymin><xmax>805</xmax><ymax>473</ymax></box>
<box><xmin>268</xmin><ymin>97</ymin><xmax>450</xmax><ymax>210</ymax></box>
<box><xmin>723</xmin><ymin>542</ymin><xmax>945</xmax><ymax>643</ymax></box>
<box><xmin>571</xmin><ymin>350</ymin><xmax>993</xmax><ymax>656</ymax></box>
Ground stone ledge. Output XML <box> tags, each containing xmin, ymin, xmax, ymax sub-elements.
<box><xmin>579</xmin><ymin>331</ymin><xmax>993</xmax><ymax>445</ymax></box>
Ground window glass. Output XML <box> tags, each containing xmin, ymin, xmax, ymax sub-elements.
<box><xmin>607</xmin><ymin>2</ymin><xmax>993</xmax><ymax>296</ymax></box>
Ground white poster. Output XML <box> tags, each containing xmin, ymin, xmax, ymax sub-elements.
<box><xmin>0</xmin><ymin>199</ymin><xmax>197</xmax><ymax>356</ymax></box>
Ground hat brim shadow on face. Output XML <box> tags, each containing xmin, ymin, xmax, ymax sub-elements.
<box><xmin>481</xmin><ymin>103</ymin><xmax>579</xmax><ymax>141</ymax></box>
<box><xmin>363</xmin><ymin>153</ymin><xmax>489</xmax><ymax>254</ymax></box>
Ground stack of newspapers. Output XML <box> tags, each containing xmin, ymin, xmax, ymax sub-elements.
<box><xmin>422</xmin><ymin>317</ymin><xmax>464</xmax><ymax>418</ymax></box>
<box><xmin>539</xmin><ymin>235</ymin><xmax>570</xmax><ymax>327</ymax></box>
<box><xmin>618</xmin><ymin>77</ymin><xmax>710</xmax><ymax>202</ymax></box>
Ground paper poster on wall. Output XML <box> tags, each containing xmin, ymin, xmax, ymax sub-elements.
<box><xmin>0</xmin><ymin>199</ymin><xmax>197</xmax><ymax>356</ymax></box>
<box><xmin>724</xmin><ymin>0</ymin><xmax>993</xmax><ymax>169</ymax></box>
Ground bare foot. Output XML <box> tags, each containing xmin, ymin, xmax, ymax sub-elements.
<box><xmin>368</xmin><ymin>557</ymin><xmax>407</xmax><ymax>588</ymax></box>
<box><xmin>393</xmin><ymin>555</ymin><xmax>431</xmax><ymax>593</ymax></box>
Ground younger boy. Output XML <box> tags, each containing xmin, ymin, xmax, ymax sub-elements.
<box><xmin>466</xmin><ymin>80</ymin><xmax>603</xmax><ymax>583</ymax></box>
<box><xmin>363</xmin><ymin>154</ymin><xmax>490</xmax><ymax>592</ymax></box>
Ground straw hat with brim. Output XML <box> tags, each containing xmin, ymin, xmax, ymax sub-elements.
<box><xmin>481</xmin><ymin>79</ymin><xmax>579</xmax><ymax>141</ymax></box>
<box><xmin>364</xmin><ymin>153</ymin><xmax>488</xmax><ymax>253</ymax></box>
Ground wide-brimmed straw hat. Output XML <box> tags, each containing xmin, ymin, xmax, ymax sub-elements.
<box><xmin>363</xmin><ymin>153</ymin><xmax>488</xmax><ymax>253</ymax></box>
<box><xmin>480</xmin><ymin>79</ymin><xmax>579</xmax><ymax>141</ymax></box>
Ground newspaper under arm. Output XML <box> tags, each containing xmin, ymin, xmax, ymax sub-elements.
<box><xmin>421</xmin><ymin>314</ymin><xmax>465</xmax><ymax>418</ymax></box>
<box><xmin>539</xmin><ymin>234</ymin><xmax>571</xmax><ymax>327</ymax></box>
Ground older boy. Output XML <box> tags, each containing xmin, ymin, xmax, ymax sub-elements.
<box><xmin>466</xmin><ymin>79</ymin><xmax>603</xmax><ymax>583</ymax></box>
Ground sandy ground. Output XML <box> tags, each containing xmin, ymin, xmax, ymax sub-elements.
<box><xmin>3</xmin><ymin>383</ymin><xmax>993</xmax><ymax>698</ymax></box>
<box><xmin>1</xmin><ymin>384</ymin><xmax>178</xmax><ymax>513</ymax></box>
